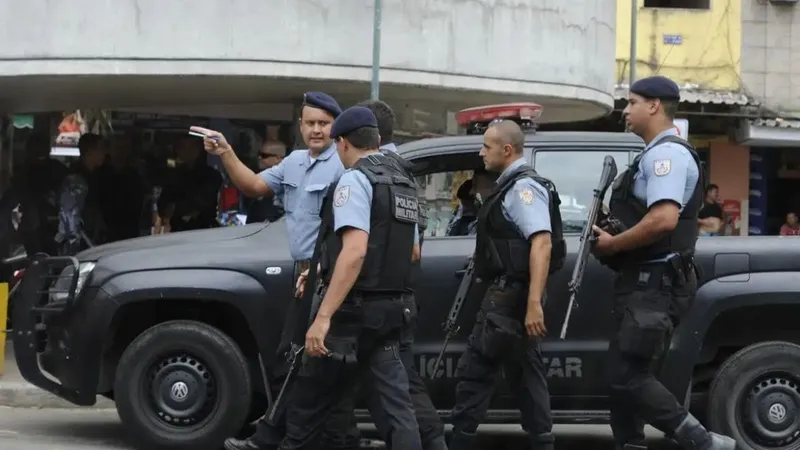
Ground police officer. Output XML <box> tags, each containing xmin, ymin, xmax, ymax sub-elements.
<box><xmin>449</xmin><ymin>119</ymin><xmax>554</xmax><ymax>450</ymax></box>
<box><xmin>250</xmin><ymin>106</ymin><xmax>424</xmax><ymax>450</ymax></box>
<box><xmin>191</xmin><ymin>91</ymin><xmax>343</xmax><ymax>275</ymax></box>
<box><xmin>191</xmin><ymin>91</ymin><xmax>346</xmax><ymax>450</ymax></box>
<box><xmin>591</xmin><ymin>76</ymin><xmax>736</xmax><ymax>450</ymax></box>
<box><xmin>316</xmin><ymin>99</ymin><xmax>446</xmax><ymax>450</ymax></box>
<box><xmin>360</xmin><ymin>99</ymin><xmax>429</xmax><ymax>244</ymax></box>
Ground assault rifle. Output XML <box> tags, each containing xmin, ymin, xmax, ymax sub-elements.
<box><xmin>265</xmin><ymin>344</ymin><xmax>305</xmax><ymax>423</ymax></box>
<box><xmin>432</xmin><ymin>254</ymin><xmax>476</xmax><ymax>378</ymax></box>
<box><xmin>558</xmin><ymin>155</ymin><xmax>618</xmax><ymax>339</ymax></box>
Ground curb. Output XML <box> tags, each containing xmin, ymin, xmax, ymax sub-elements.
<box><xmin>0</xmin><ymin>381</ymin><xmax>116</xmax><ymax>409</ymax></box>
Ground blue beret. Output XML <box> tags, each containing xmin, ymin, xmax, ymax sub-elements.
<box><xmin>330</xmin><ymin>106</ymin><xmax>378</xmax><ymax>139</ymax></box>
<box><xmin>630</xmin><ymin>76</ymin><xmax>680</xmax><ymax>101</ymax></box>
<box><xmin>303</xmin><ymin>91</ymin><xmax>342</xmax><ymax>118</ymax></box>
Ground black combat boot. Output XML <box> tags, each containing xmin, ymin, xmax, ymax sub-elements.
<box><xmin>531</xmin><ymin>432</ymin><xmax>555</xmax><ymax>450</ymax></box>
<box><xmin>224</xmin><ymin>437</ymin><xmax>273</xmax><ymax>450</ymax></box>
<box><xmin>423</xmin><ymin>435</ymin><xmax>449</xmax><ymax>450</ymax></box>
<box><xmin>671</xmin><ymin>414</ymin><xmax>737</xmax><ymax>450</ymax></box>
<box><xmin>447</xmin><ymin>430</ymin><xmax>477</xmax><ymax>450</ymax></box>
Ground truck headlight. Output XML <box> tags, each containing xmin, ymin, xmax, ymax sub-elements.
<box><xmin>50</xmin><ymin>262</ymin><xmax>96</xmax><ymax>303</ymax></box>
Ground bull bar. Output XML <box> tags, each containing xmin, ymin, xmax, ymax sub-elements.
<box><xmin>11</xmin><ymin>254</ymin><xmax>96</xmax><ymax>405</ymax></box>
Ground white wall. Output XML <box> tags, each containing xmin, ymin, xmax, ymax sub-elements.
<box><xmin>0</xmin><ymin>0</ymin><xmax>617</xmax><ymax>123</ymax></box>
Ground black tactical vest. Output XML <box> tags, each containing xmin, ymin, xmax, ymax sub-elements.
<box><xmin>608</xmin><ymin>135</ymin><xmax>703</xmax><ymax>264</ymax></box>
<box><xmin>474</xmin><ymin>163</ymin><xmax>565</xmax><ymax>281</ymax></box>
<box><xmin>381</xmin><ymin>149</ymin><xmax>428</xmax><ymax>239</ymax></box>
<box><xmin>380</xmin><ymin>149</ymin><xmax>426</xmax><ymax>290</ymax></box>
<box><xmin>318</xmin><ymin>153</ymin><xmax>419</xmax><ymax>294</ymax></box>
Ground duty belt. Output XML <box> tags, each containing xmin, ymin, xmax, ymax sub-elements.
<box><xmin>620</xmin><ymin>253</ymin><xmax>693</xmax><ymax>290</ymax></box>
<box><xmin>320</xmin><ymin>284</ymin><xmax>406</xmax><ymax>303</ymax></box>
<box><xmin>488</xmin><ymin>274</ymin><xmax>526</xmax><ymax>290</ymax></box>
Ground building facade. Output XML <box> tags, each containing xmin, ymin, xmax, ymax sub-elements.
<box><xmin>0</xmin><ymin>0</ymin><xmax>619</xmax><ymax>133</ymax></box>
<box><xmin>737</xmin><ymin>0</ymin><xmax>800</xmax><ymax>235</ymax></box>
<box><xmin>605</xmin><ymin>0</ymin><xmax>756</xmax><ymax>235</ymax></box>
<box><xmin>740</xmin><ymin>0</ymin><xmax>800</xmax><ymax>115</ymax></box>
<box><xmin>606</xmin><ymin>0</ymin><xmax>800</xmax><ymax>236</ymax></box>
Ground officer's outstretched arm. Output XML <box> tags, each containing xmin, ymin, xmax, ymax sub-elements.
<box><xmin>191</xmin><ymin>126</ymin><xmax>274</xmax><ymax>198</ymax></box>
<box><xmin>607</xmin><ymin>145</ymin><xmax>688</xmax><ymax>253</ymax></box>
<box><xmin>221</xmin><ymin>151</ymin><xmax>274</xmax><ymax>198</ymax></box>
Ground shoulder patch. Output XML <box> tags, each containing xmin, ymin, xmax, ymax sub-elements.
<box><xmin>333</xmin><ymin>185</ymin><xmax>351</xmax><ymax>207</ymax></box>
<box><xmin>653</xmin><ymin>159</ymin><xmax>671</xmax><ymax>177</ymax></box>
<box><xmin>518</xmin><ymin>188</ymin><xmax>535</xmax><ymax>205</ymax></box>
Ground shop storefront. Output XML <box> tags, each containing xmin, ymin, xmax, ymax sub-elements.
<box><xmin>735</xmin><ymin>118</ymin><xmax>800</xmax><ymax>236</ymax></box>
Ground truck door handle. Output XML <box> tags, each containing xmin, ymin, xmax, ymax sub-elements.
<box><xmin>455</xmin><ymin>269</ymin><xmax>466</xmax><ymax>278</ymax></box>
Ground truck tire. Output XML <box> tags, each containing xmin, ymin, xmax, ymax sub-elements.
<box><xmin>114</xmin><ymin>320</ymin><xmax>252</xmax><ymax>450</ymax></box>
<box><xmin>708</xmin><ymin>340</ymin><xmax>800</xmax><ymax>450</ymax></box>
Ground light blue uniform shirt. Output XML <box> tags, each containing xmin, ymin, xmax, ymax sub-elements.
<box><xmin>632</xmin><ymin>128</ymin><xmax>699</xmax><ymax>262</ymax></box>
<box><xmin>632</xmin><ymin>128</ymin><xmax>699</xmax><ymax>211</ymax></box>
<box><xmin>259</xmin><ymin>143</ymin><xmax>344</xmax><ymax>261</ymax></box>
<box><xmin>495</xmin><ymin>158</ymin><xmax>551</xmax><ymax>239</ymax></box>
<box><xmin>331</xmin><ymin>155</ymin><xmax>419</xmax><ymax>244</ymax></box>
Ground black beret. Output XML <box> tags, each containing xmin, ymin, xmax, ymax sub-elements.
<box><xmin>630</xmin><ymin>76</ymin><xmax>680</xmax><ymax>101</ymax></box>
<box><xmin>330</xmin><ymin>106</ymin><xmax>378</xmax><ymax>139</ymax></box>
<box><xmin>303</xmin><ymin>91</ymin><xmax>342</xmax><ymax>118</ymax></box>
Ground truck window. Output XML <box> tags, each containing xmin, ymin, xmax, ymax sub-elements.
<box><xmin>416</xmin><ymin>169</ymin><xmax>476</xmax><ymax>237</ymax></box>
<box><xmin>533</xmin><ymin>149</ymin><xmax>632</xmax><ymax>233</ymax></box>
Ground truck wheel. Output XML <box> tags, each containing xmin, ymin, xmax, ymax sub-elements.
<box><xmin>708</xmin><ymin>340</ymin><xmax>800</xmax><ymax>450</ymax></box>
<box><xmin>114</xmin><ymin>320</ymin><xmax>252</xmax><ymax>450</ymax></box>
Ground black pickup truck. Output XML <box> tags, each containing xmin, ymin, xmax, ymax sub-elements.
<box><xmin>12</xmin><ymin>131</ymin><xmax>800</xmax><ymax>450</ymax></box>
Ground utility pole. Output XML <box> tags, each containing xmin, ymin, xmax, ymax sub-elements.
<box><xmin>370</xmin><ymin>0</ymin><xmax>383</xmax><ymax>100</ymax></box>
<box><xmin>629</xmin><ymin>0</ymin><xmax>638</xmax><ymax>85</ymax></box>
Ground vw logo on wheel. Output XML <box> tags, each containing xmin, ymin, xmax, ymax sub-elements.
<box><xmin>170</xmin><ymin>381</ymin><xmax>190</xmax><ymax>401</ymax></box>
<box><xmin>768</xmin><ymin>403</ymin><xmax>787</xmax><ymax>423</ymax></box>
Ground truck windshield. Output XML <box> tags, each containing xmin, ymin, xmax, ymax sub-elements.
<box><xmin>533</xmin><ymin>149</ymin><xmax>632</xmax><ymax>233</ymax></box>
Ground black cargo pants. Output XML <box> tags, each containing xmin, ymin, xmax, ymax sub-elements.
<box><xmin>319</xmin><ymin>294</ymin><xmax>445</xmax><ymax>450</ymax></box>
<box><xmin>252</xmin><ymin>259</ymin><xmax>356</xmax><ymax>448</ymax></box>
<box><xmin>607</xmin><ymin>259</ymin><xmax>696</xmax><ymax>447</ymax></box>
<box><xmin>451</xmin><ymin>280</ymin><xmax>553</xmax><ymax>442</ymax></box>
<box><xmin>260</xmin><ymin>295</ymin><xmax>423</xmax><ymax>450</ymax></box>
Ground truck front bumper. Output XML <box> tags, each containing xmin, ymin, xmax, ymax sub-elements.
<box><xmin>11</xmin><ymin>255</ymin><xmax>98</xmax><ymax>406</ymax></box>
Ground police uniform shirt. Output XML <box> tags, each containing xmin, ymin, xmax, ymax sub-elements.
<box><xmin>631</xmin><ymin>127</ymin><xmax>699</xmax><ymax>212</ymax></box>
<box><xmin>259</xmin><ymin>143</ymin><xmax>345</xmax><ymax>261</ymax></box>
<box><xmin>494</xmin><ymin>158</ymin><xmax>552</xmax><ymax>239</ymax></box>
<box><xmin>331</xmin><ymin>163</ymin><xmax>420</xmax><ymax>244</ymax></box>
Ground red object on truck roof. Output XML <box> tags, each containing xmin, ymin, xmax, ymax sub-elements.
<box><xmin>454</xmin><ymin>103</ymin><xmax>544</xmax><ymax>126</ymax></box>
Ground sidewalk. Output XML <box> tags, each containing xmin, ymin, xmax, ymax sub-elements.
<box><xmin>0</xmin><ymin>340</ymin><xmax>114</xmax><ymax>409</ymax></box>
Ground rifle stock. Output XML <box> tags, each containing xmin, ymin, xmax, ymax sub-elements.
<box><xmin>558</xmin><ymin>156</ymin><xmax>618</xmax><ymax>339</ymax></box>
<box><xmin>432</xmin><ymin>254</ymin><xmax>476</xmax><ymax>378</ymax></box>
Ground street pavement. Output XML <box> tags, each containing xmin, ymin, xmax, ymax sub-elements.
<box><xmin>0</xmin><ymin>406</ymin><xmax>676</xmax><ymax>450</ymax></box>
